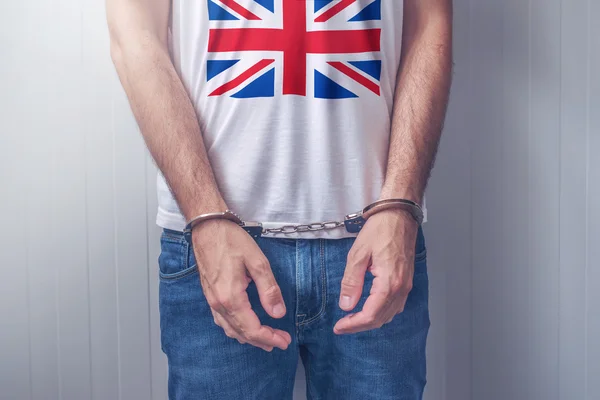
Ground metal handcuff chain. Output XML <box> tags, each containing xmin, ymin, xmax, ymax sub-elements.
<box><xmin>183</xmin><ymin>199</ymin><xmax>423</xmax><ymax>243</ymax></box>
<box><xmin>263</xmin><ymin>220</ymin><xmax>345</xmax><ymax>235</ymax></box>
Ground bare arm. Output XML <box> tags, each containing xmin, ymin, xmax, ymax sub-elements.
<box><xmin>379</xmin><ymin>0</ymin><xmax>453</xmax><ymax>203</ymax></box>
<box><xmin>335</xmin><ymin>0</ymin><xmax>452</xmax><ymax>335</ymax></box>
<box><xmin>107</xmin><ymin>0</ymin><xmax>291</xmax><ymax>351</ymax></box>
<box><xmin>106</xmin><ymin>0</ymin><xmax>226</xmax><ymax>218</ymax></box>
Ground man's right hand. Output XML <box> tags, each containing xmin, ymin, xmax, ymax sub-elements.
<box><xmin>191</xmin><ymin>219</ymin><xmax>292</xmax><ymax>352</ymax></box>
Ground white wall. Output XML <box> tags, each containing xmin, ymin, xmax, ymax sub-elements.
<box><xmin>1</xmin><ymin>0</ymin><xmax>598</xmax><ymax>399</ymax></box>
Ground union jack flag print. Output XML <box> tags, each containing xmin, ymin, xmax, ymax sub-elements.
<box><xmin>206</xmin><ymin>0</ymin><xmax>382</xmax><ymax>98</ymax></box>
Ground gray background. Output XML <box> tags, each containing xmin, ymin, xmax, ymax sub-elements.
<box><xmin>1</xmin><ymin>0</ymin><xmax>598</xmax><ymax>399</ymax></box>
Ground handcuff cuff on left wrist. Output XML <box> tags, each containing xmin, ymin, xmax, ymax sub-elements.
<box><xmin>183</xmin><ymin>198</ymin><xmax>423</xmax><ymax>245</ymax></box>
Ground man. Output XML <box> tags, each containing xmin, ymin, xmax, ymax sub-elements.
<box><xmin>107</xmin><ymin>0</ymin><xmax>452</xmax><ymax>398</ymax></box>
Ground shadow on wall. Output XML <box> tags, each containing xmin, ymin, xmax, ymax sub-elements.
<box><xmin>469</xmin><ymin>2</ymin><xmax>563</xmax><ymax>400</ymax></box>
<box><xmin>425</xmin><ymin>0</ymin><xmax>560</xmax><ymax>399</ymax></box>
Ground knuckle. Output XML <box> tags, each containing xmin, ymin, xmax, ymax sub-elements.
<box><xmin>401</xmin><ymin>281</ymin><xmax>413</xmax><ymax>295</ymax></box>
<box><xmin>224</xmin><ymin>329</ymin><xmax>235</xmax><ymax>338</ymax></box>
<box><xmin>341</xmin><ymin>276</ymin><xmax>361</xmax><ymax>290</ymax></box>
<box><xmin>245</xmin><ymin>331</ymin><xmax>259</xmax><ymax>343</ymax></box>
<box><xmin>216</xmin><ymin>294</ymin><xmax>234</xmax><ymax>310</ymax></box>
<box><xmin>390</xmin><ymin>278</ymin><xmax>403</xmax><ymax>293</ymax></box>
<box><xmin>262</xmin><ymin>284</ymin><xmax>282</xmax><ymax>300</ymax></box>
<box><xmin>206</xmin><ymin>297</ymin><xmax>220</xmax><ymax>311</ymax></box>
<box><xmin>248</xmin><ymin>257</ymin><xmax>270</xmax><ymax>273</ymax></box>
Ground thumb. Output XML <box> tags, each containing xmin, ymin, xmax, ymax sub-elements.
<box><xmin>245</xmin><ymin>256</ymin><xmax>286</xmax><ymax>318</ymax></box>
<box><xmin>340</xmin><ymin>244</ymin><xmax>371</xmax><ymax>311</ymax></box>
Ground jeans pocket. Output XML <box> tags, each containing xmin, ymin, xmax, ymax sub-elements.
<box><xmin>158</xmin><ymin>229</ymin><xmax>198</xmax><ymax>281</ymax></box>
<box><xmin>414</xmin><ymin>225</ymin><xmax>427</xmax><ymax>274</ymax></box>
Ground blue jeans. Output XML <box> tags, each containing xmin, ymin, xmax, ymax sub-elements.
<box><xmin>158</xmin><ymin>227</ymin><xmax>430</xmax><ymax>400</ymax></box>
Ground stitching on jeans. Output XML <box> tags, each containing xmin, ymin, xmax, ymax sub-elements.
<box><xmin>158</xmin><ymin>265</ymin><xmax>198</xmax><ymax>281</ymax></box>
<box><xmin>295</xmin><ymin>240</ymin><xmax>301</xmax><ymax>326</ymax></box>
<box><xmin>414</xmin><ymin>248</ymin><xmax>427</xmax><ymax>263</ymax></box>
<box><xmin>298</xmin><ymin>239</ymin><xmax>326</xmax><ymax>326</ymax></box>
<box><xmin>158</xmin><ymin>232</ymin><xmax>198</xmax><ymax>280</ymax></box>
<box><xmin>305</xmin><ymin>349</ymin><xmax>314</xmax><ymax>400</ymax></box>
<box><xmin>160</xmin><ymin>233</ymin><xmax>185</xmax><ymax>244</ymax></box>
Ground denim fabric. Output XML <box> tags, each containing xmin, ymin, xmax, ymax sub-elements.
<box><xmin>158</xmin><ymin>226</ymin><xmax>429</xmax><ymax>400</ymax></box>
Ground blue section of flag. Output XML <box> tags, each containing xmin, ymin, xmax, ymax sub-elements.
<box><xmin>314</xmin><ymin>0</ymin><xmax>335</xmax><ymax>13</ymax></box>
<box><xmin>207</xmin><ymin>60</ymin><xmax>240</xmax><ymax>81</ymax></box>
<box><xmin>315</xmin><ymin>70</ymin><xmax>358</xmax><ymax>99</ymax></box>
<box><xmin>349</xmin><ymin>60</ymin><xmax>381</xmax><ymax>81</ymax></box>
<box><xmin>232</xmin><ymin>68</ymin><xmax>275</xmax><ymax>98</ymax></box>
<box><xmin>208</xmin><ymin>0</ymin><xmax>239</xmax><ymax>20</ymax></box>
<box><xmin>349</xmin><ymin>0</ymin><xmax>381</xmax><ymax>21</ymax></box>
<box><xmin>253</xmin><ymin>0</ymin><xmax>274</xmax><ymax>12</ymax></box>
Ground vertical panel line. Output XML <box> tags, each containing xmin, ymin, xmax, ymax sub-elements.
<box><xmin>584</xmin><ymin>0</ymin><xmax>591</xmax><ymax>397</ymax></box>
<box><xmin>144</xmin><ymin>152</ymin><xmax>154</xmax><ymax>400</ymax></box>
<box><xmin>53</xmin><ymin>129</ymin><xmax>63</xmax><ymax>400</ymax></box>
<box><xmin>467</xmin><ymin>0</ymin><xmax>474</xmax><ymax>398</ymax></box>
<box><xmin>25</xmin><ymin>205</ymin><xmax>33</xmax><ymax>400</ymax></box>
<box><xmin>557</xmin><ymin>0</ymin><xmax>563</xmax><ymax>397</ymax></box>
<box><xmin>112</xmin><ymin>86</ymin><xmax>123</xmax><ymax>400</ymax></box>
<box><xmin>82</xmin><ymin>4</ymin><xmax>94</xmax><ymax>397</ymax></box>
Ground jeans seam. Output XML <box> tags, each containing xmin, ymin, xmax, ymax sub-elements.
<box><xmin>295</xmin><ymin>240</ymin><xmax>301</xmax><ymax>327</ymax></box>
<box><xmin>305</xmin><ymin>351</ymin><xmax>314</xmax><ymax>400</ymax></box>
<box><xmin>414</xmin><ymin>248</ymin><xmax>427</xmax><ymax>263</ymax></box>
<box><xmin>298</xmin><ymin>239</ymin><xmax>326</xmax><ymax>327</ymax></box>
<box><xmin>158</xmin><ymin>232</ymin><xmax>193</xmax><ymax>280</ymax></box>
<box><xmin>158</xmin><ymin>265</ymin><xmax>198</xmax><ymax>281</ymax></box>
<box><xmin>160</xmin><ymin>233</ymin><xmax>184</xmax><ymax>243</ymax></box>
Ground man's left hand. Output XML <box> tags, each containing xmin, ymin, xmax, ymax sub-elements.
<box><xmin>334</xmin><ymin>208</ymin><xmax>419</xmax><ymax>334</ymax></box>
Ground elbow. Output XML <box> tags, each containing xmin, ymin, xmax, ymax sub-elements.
<box><xmin>108</xmin><ymin>25</ymin><xmax>126</xmax><ymax>70</ymax></box>
<box><xmin>109</xmin><ymin>41</ymin><xmax>124</xmax><ymax>69</ymax></box>
<box><xmin>108</xmin><ymin>29</ymin><xmax>166</xmax><ymax>70</ymax></box>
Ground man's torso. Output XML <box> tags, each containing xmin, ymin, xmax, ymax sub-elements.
<box><xmin>156</xmin><ymin>0</ymin><xmax>426</xmax><ymax>238</ymax></box>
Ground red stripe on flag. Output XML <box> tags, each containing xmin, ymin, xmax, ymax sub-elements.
<box><xmin>282</xmin><ymin>0</ymin><xmax>307</xmax><ymax>95</ymax></box>
<box><xmin>209</xmin><ymin>59</ymin><xmax>275</xmax><ymax>96</ymax></box>
<box><xmin>220</xmin><ymin>0</ymin><xmax>261</xmax><ymax>20</ymax></box>
<box><xmin>209</xmin><ymin>29</ymin><xmax>284</xmax><ymax>52</ymax></box>
<box><xmin>315</xmin><ymin>0</ymin><xmax>355</xmax><ymax>22</ymax></box>
<box><xmin>327</xmin><ymin>61</ymin><xmax>380</xmax><ymax>95</ymax></box>
<box><xmin>208</xmin><ymin>28</ymin><xmax>380</xmax><ymax>54</ymax></box>
<box><xmin>307</xmin><ymin>29</ymin><xmax>381</xmax><ymax>53</ymax></box>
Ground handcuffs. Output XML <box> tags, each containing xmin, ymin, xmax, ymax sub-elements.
<box><xmin>183</xmin><ymin>198</ymin><xmax>423</xmax><ymax>244</ymax></box>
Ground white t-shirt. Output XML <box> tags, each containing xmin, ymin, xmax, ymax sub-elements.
<box><xmin>156</xmin><ymin>0</ymin><xmax>427</xmax><ymax>238</ymax></box>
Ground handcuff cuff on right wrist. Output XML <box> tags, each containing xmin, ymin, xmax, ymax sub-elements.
<box><xmin>183</xmin><ymin>198</ymin><xmax>424</xmax><ymax>245</ymax></box>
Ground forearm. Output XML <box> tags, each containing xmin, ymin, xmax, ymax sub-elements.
<box><xmin>110</xmin><ymin>33</ymin><xmax>226</xmax><ymax>220</ymax></box>
<box><xmin>380</xmin><ymin>1</ymin><xmax>453</xmax><ymax>204</ymax></box>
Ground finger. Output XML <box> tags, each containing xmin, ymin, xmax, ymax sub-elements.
<box><xmin>216</xmin><ymin>305</ymin><xmax>279</xmax><ymax>351</ymax></box>
<box><xmin>213</xmin><ymin>312</ymin><xmax>246</xmax><ymax>342</ymax></box>
<box><xmin>245</xmin><ymin>255</ymin><xmax>286</xmax><ymax>319</ymax></box>
<box><xmin>206</xmin><ymin>269</ymin><xmax>290</xmax><ymax>351</ymax></box>
<box><xmin>333</xmin><ymin>292</ymin><xmax>390</xmax><ymax>334</ymax></box>
<box><xmin>340</xmin><ymin>243</ymin><xmax>371</xmax><ymax>311</ymax></box>
<box><xmin>255</xmin><ymin>324</ymin><xmax>292</xmax><ymax>351</ymax></box>
<box><xmin>205</xmin><ymin>286</ymin><xmax>249</xmax><ymax>344</ymax></box>
<box><xmin>223</xmin><ymin>293</ymin><xmax>291</xmax><ymax>350</ymax></box>
<box><xmin>273</xmin><ymin>327</ymin><xmax>292</xmax><ymax>344</ymax></box>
